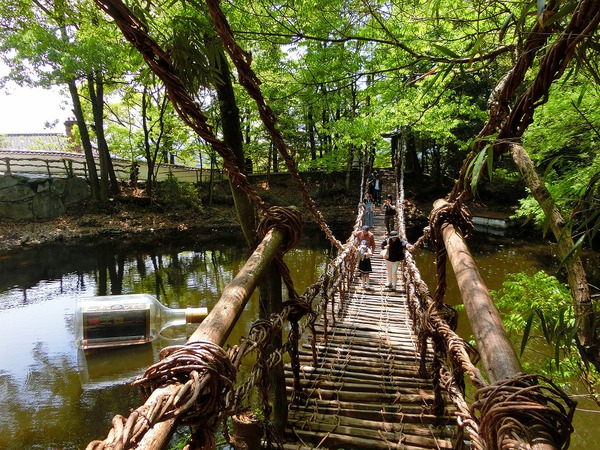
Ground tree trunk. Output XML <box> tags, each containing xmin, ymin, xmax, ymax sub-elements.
<box><xmin>345</xmin><ymin>145</ymin><xmax>354</xmax><ymax>191</ymax></box>
<box><xmin>87</xmin><ymin>72</ymin><xmax>116</xmax><ymax>200</ymax></box>
<box><xmin>405</xmin><ymin>129</ymin><xmax>422</xmax><ymax>179</ymax></box>
<box><xmin>213</xmin><ymin>44</ymin><xmax>256</xmax><ymax>246</ymax></box>
<box><xmin>272</xmin><ymin>142</ymin><xmax>278</xmax><ymax>173</ymax></box>
<box><xmin>510</xmin><ymin>142</ymin><xmax>599</xmax><ymax>369</ymax></box>
<box><xmin>308</xmin><ymin>104</ymin><xmax>316</xmax><ymax>161</ymax></box>
<box><xmin>141</xmin><ymin>87</ymin><xmax>154</xmax><ymax>196</ymax></box>
<box><xmin>67</xmin><ymin>78</ymin><xmax>100</xmax><ymax>201</ymax></box>
<box><xmin>59</xmin><ymin>15</ymin><xmax>100</xmax><ymax>201</ymax></box>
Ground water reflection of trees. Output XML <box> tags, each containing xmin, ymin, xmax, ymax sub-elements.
<box><xmin>0</xmin><ymin>341</ymin><xmax>142</xmax><ymax>449</ymax></box>
<box><xmin>0</xmin><ymin>241</ymin><xmax>330</xmax><ymax>449</ymax></box>
<box><xmin>81</xmin><ymin>245</ymin><xmax>249</xmax><ymax>308</ymax></box>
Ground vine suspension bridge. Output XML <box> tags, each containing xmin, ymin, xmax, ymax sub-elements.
<box><xmin>82</xmin><ymin>167</ymin><xmax>575</xmax><ymax>450</ymax></box>
<box><xmin>70</xmin><ymin>0</ymin><xmax>592</xmax><ymax>447</ymax></box>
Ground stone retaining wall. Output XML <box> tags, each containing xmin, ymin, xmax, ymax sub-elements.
<box><xmin>0</xmin><ymin>175</ymin><xmax>89</xmax><ymax>220</ymax></box>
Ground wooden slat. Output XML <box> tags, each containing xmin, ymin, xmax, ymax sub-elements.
<box><xmin>284</xmin><ymin>192</ymin><xmax>458</xmax><ymax>449</ymax></box>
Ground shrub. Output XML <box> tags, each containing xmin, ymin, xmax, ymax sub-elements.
<box><xmin>158</xmin><ymin>172</ymin><xmax>202</xmax><ymax>212</ymax></box>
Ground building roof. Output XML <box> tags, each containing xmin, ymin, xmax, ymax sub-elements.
<box><xmin>0</xmin><ymin>133</ymin><xmax>71</xmax><ymax>152</ymax></box>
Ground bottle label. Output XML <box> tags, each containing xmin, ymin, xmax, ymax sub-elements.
<box><xmin>82</xmin><ymin>303</ymin><xmax>150</xmax><ymax>349</ymax></box>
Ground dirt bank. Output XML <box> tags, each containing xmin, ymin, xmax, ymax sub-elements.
<box><xmin>0</xmin><ymin>172</ymin><xmax>523</xmax><ymax>254</ymax></box>
<box><xmin>0</xmin><ymin>182</ymin><xmax>361</xmax><ymax>253</ymax></box>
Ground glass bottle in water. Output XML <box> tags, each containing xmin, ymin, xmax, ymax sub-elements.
<box><xmin>75</xmin><ymin>294</ymin><xmax>208</xmax><ymax>350</ymax></box>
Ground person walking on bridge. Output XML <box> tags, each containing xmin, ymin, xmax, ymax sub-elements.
<box><xmin>353</xmin><ymin>225</ymin><xmax>375</xmax><ymax>254</ymax></box>
<box><xmin>381</xmin><ymin>231</ymin><xmax>408</xmax><ymax>291</ymax></box>
<box><xmin>383</xmin><ymin>194</ymin><xmax>396</xmax><ymax>234</ymax></box>
<box><xmin>373</xmin><ymin>172</ymin><xmax>382</xmax><ymax>205</ymax></box>
<box><xmin>362</xmin><ymin>192</ymin><xmax>374</xmax><ymax>229</ymax></box>
<box><xmin>357</xmin><ymin>240</ymin><xmax>373</xmax><ymax>289</ymax></box>
<box><xmin>354</xmin><ymin>226</ymin><xmax>375</xmax><ymax>289</ymax></box>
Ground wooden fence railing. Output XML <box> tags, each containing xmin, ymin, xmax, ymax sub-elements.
<box><xmin>0</xmin><ymin>150</ymin><xmax>223</xmax><ymax>184</ymax></box>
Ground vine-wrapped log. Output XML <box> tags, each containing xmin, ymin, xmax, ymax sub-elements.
<box><xmin>434</xmin><ymin>199</ymin><xmax>564</xmax><ymax>449</ymax></box>
<box><xmin>433</xmin><ymin>199</ymin><xmax>520</xmax><ymax>382</ymax></box>
<box><xmin>134</xmin><ymin>227</ymin><xmax>286</xmax><ymax>449</ymax></box>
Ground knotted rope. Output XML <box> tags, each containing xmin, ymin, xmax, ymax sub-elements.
<box><xmin>472</xmin><ymin>374</ymin><xmax>576</xmax><ymax>450</ymax></box>
<box><xmin>134</xmin><ymin>341</ymin><xmax>235</xmax><ymax>422</ymax></box>
<box><xmin>85</xmin><ymin>341</ymin><xmax>235</xmax><ymax>450</ymax></box>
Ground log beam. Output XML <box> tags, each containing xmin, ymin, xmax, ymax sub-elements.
<box><xmin>434</xmin><ymin>199</ymin><xmax>561</xmax><ymax>450</ymax></box>
<box><xmin>434</xmin><ymin>200</ymin><xmax>520</xmax><ymax>381</ymax></box>
<box><xmin>132</xmin><ymin>227</ymin><xmax>287</xmax><ymax>449</ymax></box>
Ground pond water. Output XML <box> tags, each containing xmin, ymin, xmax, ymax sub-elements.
<box><xmin>0</xmin><ymin>231</ymin><xmax>598</xmax><ymax>449</ymax></box>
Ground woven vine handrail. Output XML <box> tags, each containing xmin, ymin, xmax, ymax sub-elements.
<box><xmin>397</xmin><ymin>172</ymin><xmax>575</xmax><ymax>449</ymax></box>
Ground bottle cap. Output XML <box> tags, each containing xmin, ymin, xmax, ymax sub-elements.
<box><xmin>186</xmin><ymin>307</ymin><xmax>208</xmax><ymax>323</ymax></box>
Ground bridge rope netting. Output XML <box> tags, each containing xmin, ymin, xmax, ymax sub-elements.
<box><xmin>85</xmin><ymin>0</ymin><xmax>579</xmax><ymax>449</ymax></box>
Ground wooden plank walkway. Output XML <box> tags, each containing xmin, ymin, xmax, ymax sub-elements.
<box><xmin>283</xmin><ymin>199</ymin><xmax>459</xmax><ymax>449</ymax></box>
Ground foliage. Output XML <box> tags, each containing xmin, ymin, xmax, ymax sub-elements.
<box><xmin>516</xmin><ymin>82</ymin><xmax>600</xmax><ymax>243</ymax></box>
<box><xmin>0</xmin><ymin>0</ymin><xmax>599</xmax><ymax>242</ymax></box>
<box><xmin>158</xmin><ymin>172</ymin><xmax>202</xmax><ymax>212</ymax></box>
<box><xmin>171</xmin><ymin>431</ymin><xmax>192</xmax><ymax>450</ymax></box>
<box><xmin>491</xmin><ymin>271</ymin><xmax>591</xmax><ymax>383</ymax></box>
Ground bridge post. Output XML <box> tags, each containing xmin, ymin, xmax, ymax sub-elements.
<box><xmin>433</xmin><ymin>199</ymin><xmax>564</xmax><ymax>450</ymax></box>
<box><xmin>259</xmin><ymin>264</ymin><xmax>288</xmax><ymax>439</ymax></box>
<box><xmin>124</xmin><ymin>226</ymin><xmax>288</xmax><ymax>449</ymax></box>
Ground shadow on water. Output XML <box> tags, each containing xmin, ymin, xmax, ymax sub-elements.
<box><xmin>0</xmin><ymin>229</ymin><xmax>598</xmax><ymax>449</ymax></box>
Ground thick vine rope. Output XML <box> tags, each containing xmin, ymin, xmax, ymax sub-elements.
<box><xmin>204</xmin><ymin>0</ymin><xmax>343</xmax><ymax>251</ymax></box>
<box><xmin>472</xmin><ymin>374</ymin><xmax>576</xmax><ymax>450</ymax></box>
<box><xmin>450</xmin><ymin>0</ymin><xmax>600</xmax><ymax>201</ymax></box>
<box><xmin>85</xmin><ymin>341</ymin><xmax>235</xmax><ymax>450</ymax></box>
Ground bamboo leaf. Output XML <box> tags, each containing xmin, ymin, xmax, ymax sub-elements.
<box><xmin>499</xmin><ymin>12</ymin><xmax>513</xmax><ymax>42</ymax></box>
<box><xmin>486</xmin><ymin>145</ymin><xmax>494</xmax><ymax>181</ymax></box>
<box><xmin>559</xmin><ymin>234</ymin><xmax>585</xmax><ymax>267</ymax></box>
<box><xmin>469</xmin><ymin>147</ymin><xmax>488</xmax><ymax>195</ymax></box>
<box><xmin>520</xmin><ymin>313</ymin><xmax>534</xmax><ymax>356</ymax></box>
<box><xmin>418</xmin><ymin>64</ymin><xmax>453</xmax><ymax>101</ymax></box>
<box><xmin>431</xmin><ymin>43</ymin><xmax>460</xmax><ymax>59</ymax></box>
<box><xmin>537</xmin><ymin>310</ymin><xmax>550</xmax><ymax>343</ymax></box>
<box><xmin>541</xmin><ymin>156</ymin><xmax>560</xmax><ymax>181</ymax></box>
<box><xmin>545</xmin><ymin>1</ymin><xmax>578</xmax><ymax>27</ymax></box>
<box><xmin>576</xmin><ymin>85</ymin><xmax>587</xmax><ymax>107</ymax></box>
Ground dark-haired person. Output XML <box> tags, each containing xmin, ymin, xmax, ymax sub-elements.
<box><xmin>381</xmin><ymin>231</ymin><xmax>408</xmax><ymax>290</ymax></box>
<box><xmin>353</xmin><ymin>225</ymin><xmax>375</xmax><ymax>254</ymax></box>
<box><xmin>362</xmin><ymin>192</ymin><xmax>374</xmax><ymax>229</ymax></box>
